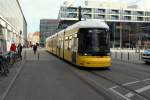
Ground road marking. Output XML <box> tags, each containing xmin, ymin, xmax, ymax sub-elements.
<box><xmin>125</xmin><ymin>85</ymin><xmax>150</xmax><ymax>98</ymax></box>
<box><xmin>125</xmin><ymin>93</ymin><xmax>134</xmax><ymax>98</ymax></box>
<box><xmin>136</xmin><ymin>85</ymin><xmax>150</xmax><ymax>93</ymax></box>
<box><xmin>123</xmin><ymin>81</ymin><xmax>140</xmax><ymax>86</ymax></box>
<box><xmin>142</xmin><ymin>79</ymin><xmax>150</xmax><ymax>82</ymax></box>
<box><xmin>110</xmin><ymin>86</ymin><xmax>118</xmax><ymax>89</ymax></box>
<box><xmin>109</xmin><ymin>79</ymin><xmax>150</xmax><ymax>99</ymax></box>
<box><xmin>109</xmin><ymin>88</ymin><xmax>131</xmax><ymax>100</ymax></box>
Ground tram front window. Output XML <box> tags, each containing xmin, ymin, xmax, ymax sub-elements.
<box><xmin>78</xmin><ymin>28</ymin><xmax>110</xmax><ymax>55</ymax></box>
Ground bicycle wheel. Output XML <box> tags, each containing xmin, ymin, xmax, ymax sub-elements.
<box><xmin>1</xmin><ymin>63</ymin><xmax>8</xmax><ymax>76</ymax></box>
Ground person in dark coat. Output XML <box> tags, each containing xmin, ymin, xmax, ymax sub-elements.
<box><xmin>17</xmin><ymin>43</ymin><xmax>22</xmax><ymax>58</ymax></box>
<box><xmin>33</xmin><ymin>44</ymin><xmax>37</xmax><ymax>55</ymax></box>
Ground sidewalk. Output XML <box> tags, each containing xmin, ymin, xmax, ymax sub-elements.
<box><xmin>0</xmin><ymin>48</ymin><xmax>55</xmax><ymax>100</ymax></box>
<box><xmin>0</xmin><ymin>49</ymin><xmax>26</xmax><ymax>100</ymax></box>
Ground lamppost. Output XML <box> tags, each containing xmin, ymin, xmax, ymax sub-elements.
<box><xmin>113</xmin><ymin>23</ymin><xmax>116</xmax><ymax>48</ymax></box>
<box><xmin>120</xmin><ymin>22</ymin><xmax>122</xmax><ymax>48</ymax></box>
<box><xmin>78</xmin><ymin>6</ymin><xmax>82</xmax><ymax>21</ymax></box>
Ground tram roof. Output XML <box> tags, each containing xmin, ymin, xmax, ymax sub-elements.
<box><xmin>66</xmin><ymin>19</ymin><xmax>109</xmax><ymax>31</ymax></box>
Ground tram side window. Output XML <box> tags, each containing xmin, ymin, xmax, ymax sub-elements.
<box><xmin>64</xmin><ymin>37</ymin><xmax>68</xmax><ymax>50</ymax></box>
<box><xmin>68</xmin><ymin>39</ymin><xmax>72</xmax><ymax>50</ymax></box>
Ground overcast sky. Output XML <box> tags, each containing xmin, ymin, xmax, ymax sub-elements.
<box><xmin>19</xmin><ymin>0</ymin><xmax>63</xmax><ymax>33</ymax></box>
<box><xmin>19</xmin><ymin>0</ymin><xmax>142</xmax><ymax>33</ymax></box>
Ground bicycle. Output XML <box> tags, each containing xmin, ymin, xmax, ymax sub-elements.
<box><xmin>0</xmin><ymin>55</ymin><xmax>9</xmax><ymax>76</ymax></box>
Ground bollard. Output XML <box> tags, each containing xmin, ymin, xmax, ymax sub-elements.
<box><xmin>24</xmin><ymin>51</ymin><xmax>26</xmax><ymax>60</ymax></box>
<box><xmin>115</xmin><ymin>52</ymin><xmax>117</xmax><ymax>59</ymax></box>
<box><xmin>121</xmin><ymin>52</ymin><xmax>123</xmax><ymax>60</ymax></box>
<box><xmin>38</xmin><ymin>53</ymin><xmax>40</xmax><ymax>60</ymax></box>
<box><xmin>128</xmin><ymin>52</ymin><xmax>129</xmax><ymax>60</ymax></box>
<box><xmin>140</xmin><ymin>52</ymin><xmax>142</xmax><ymax>60</ymax></box>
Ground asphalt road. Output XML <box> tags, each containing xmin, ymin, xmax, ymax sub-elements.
<box><xmin>3</xmin><ymin>49</ymin><xmax>150</xmax><ymax>100</ymax></box>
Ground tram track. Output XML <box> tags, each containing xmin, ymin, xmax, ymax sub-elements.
<box><xmin>49</xmin><ymin>52</ymin><xmax>150</xmax><ymax>100</ymax></box>
<box><xmin>88</xmin><ymin>71</ymin><xmax>150</xmax><ymax>100</ymax></box>
<box><xmin>65</xmin><ymin>62</ymin><xmax>150</xmax><ymax>100</ymax></box>
<box><xmin>65</xmin><ymin>66</ymin><xmax>120</xmax><ymax>100</ymax></box>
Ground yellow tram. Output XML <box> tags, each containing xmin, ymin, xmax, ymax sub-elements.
<box><xmin>46</xmin><ymin>20</ymin><xmax>111</xmax><ymax>68</ymax></box>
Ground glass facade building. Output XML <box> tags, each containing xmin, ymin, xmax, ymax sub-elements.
<box><xmin>58</xmin><ymin>6</ymin><xmax>150</xmax><ymax>48</ymax></box>
<box><xmin>0</xmin><ymin>0</ymin><xmax>27</xmax><ymax>52</ymax></box>
<box><xmin>40</xmin><ymin>19</ymin><xmax>59</xmax><ymax>46</ymax></box>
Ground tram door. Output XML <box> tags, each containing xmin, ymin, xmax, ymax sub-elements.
<box><xmin>72</xmin><ymin>35</ymin><xmax>78</xmax><ymax>64</ymax></box>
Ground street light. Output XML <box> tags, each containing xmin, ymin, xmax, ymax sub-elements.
<box><xmin>78</xmin><ymin>6</ymin><xmax>82</xmax><ymax>21</ymax></box>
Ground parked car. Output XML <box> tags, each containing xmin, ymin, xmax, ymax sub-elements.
<box><xmin>142</xmin><ymin>49</ymin><xmax>150</xmax><ymax>63</ymax></box>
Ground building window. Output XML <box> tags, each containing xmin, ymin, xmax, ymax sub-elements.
<box><xmin>98</xmin><ymin>15</ymin><xmax>105</xmax><ymax>19</ymax></box>
<box><xmin>96</xmin><ymin>9</ymin><xmax>105</xmax><ymax>13</ymax></box>
<box><xmin>82</xmin><ymin>8</ymin><xmax>92</xmax><ymax>13</ymax></box>
<box><xmin>145</xmin><ymin>17</ymin><xmax>150</xmax><ymax>21</ymax></box>
<box><xmin>136</xmin><ymin>11</ymin><xmax>144</xmax><ymax>16</ymax></box>
<box><xmin>67</xmin><ymin>7</ymin><xmax>77</xmax><ymax>12</ymax></box>
<box><xmin>137</xmin><ymin>17</ymin><xmax>143</xmax><ymax>21</ymax></box>
<box><xmin>111</xmin><ymin>15</ymin><xmax>119</xmax><ymax>20</ymax></box>
<box><xmin>124</xmin><ymin>16</ymin><xmax>131</xmax><ymax>20</ymax></box>
<box><xmin>145</xmin><ymin>12</ymin><xmax>150</xmax><ymax>16</ymax></box>
<box><xmin>111</xmin><ymin>10</ymin><xmax>119</xmax><ymax>14</ymax></box>
<box><xmin>83</xmin><ymin>14</ymin><xmax>92</xmax><ymax>19</ymax></box>
<box><xmin>67</xmin><ymin>13</ymin><xmax>77</xmax><ymax>18</ymax></box>
<box><xmin>124</xmin><ymin>10</ymin><xmax>131</xmax><ymax>15</ymax></box>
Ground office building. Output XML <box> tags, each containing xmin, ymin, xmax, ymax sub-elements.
<box><xmin>62</xmin><ymin>0</ymin><xmax>75</xmax><ymax>6</ymax></box>
<box><xmin>40</xmin><ymin>19</ymin><xmax>59</xmax><ymax>46</ymax></box>
<box><xmin>58</xmin><ymin>5</ymin><xmax>150</xmax><ymax>48</ymax></box>
<box><xmin>0</xmin><ymin>0</ymin><xmax>27</xmax><ymax>52</ymax></box>
<box><xmin>84</xmin><ymin>0</ymin><xmax>127</xmax><ymax>9</ymax></box>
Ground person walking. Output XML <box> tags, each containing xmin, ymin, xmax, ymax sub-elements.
<box><xmin>33</xmin><ymin>44</ymin><xmax>37</xmax><ymax>55</ymax></box>
<box><xmin>17</xmin><ymin>43</ymin><xmax>22</xmax><ymax>58</ymax></box>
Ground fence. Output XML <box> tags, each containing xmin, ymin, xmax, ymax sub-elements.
<box><xmin>111</xmin><ymin>48</ymin><xmax>145</xmax><ymax>64</ymax></box>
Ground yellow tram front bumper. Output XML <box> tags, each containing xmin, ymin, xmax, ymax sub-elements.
<box><xmin>76</xmin><ymin>56</ymin><xmax>111</xmax><ymax>68</ymax></box>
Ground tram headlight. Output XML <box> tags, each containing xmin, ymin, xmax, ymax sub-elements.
<box><xmin>84</xmin><ymin>53</ymin><xmax>88</xmax><ymax>56</ymax></box>
<box><xmin>106</xmin><ymin>53</ymin><xmax>111</xmax><ymax>56</ymax></box>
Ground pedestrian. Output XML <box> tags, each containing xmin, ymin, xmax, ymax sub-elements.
<box><xmin>33</xmin><ymin>44</ymin><xmax>37</xmax><ymax>55</ymax></box>
<box><xmin>17</xmin><ymin>43</ymin><xmax>23</xmax><ymax>58</ymax></box>
<box><xmin>10</xmin><ymin>43</ymin><xmax>16</xmax><ymax>52</ymax></box>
